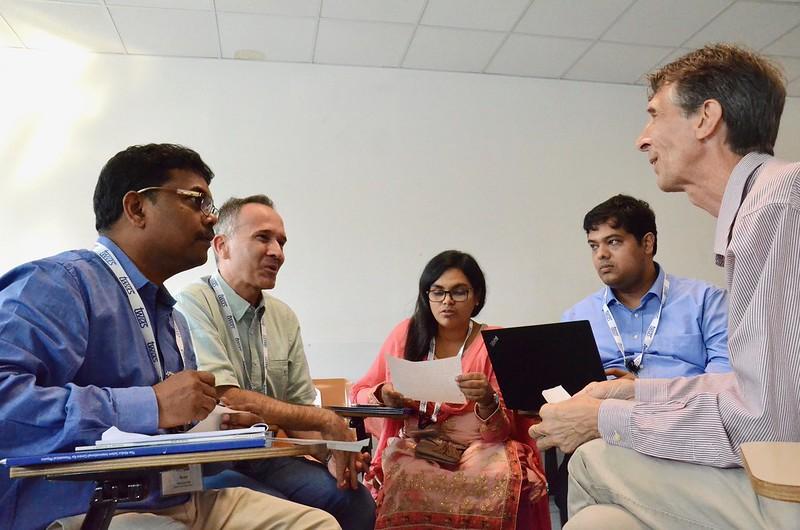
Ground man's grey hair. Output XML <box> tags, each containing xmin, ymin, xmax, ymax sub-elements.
<box><xmin>214</xmin><ymin>194</ymin><xmax>275</xmax><ymax>237</ymax></box>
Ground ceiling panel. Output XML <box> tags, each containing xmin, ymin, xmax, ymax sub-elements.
<box><xmin>487</xmin><ymin>34</ymin><xmax>592</xmax><ymax>78</ymax></box>
<box><xmin>110</xmin><ymin>5</ymin><xmax>219</xmax><ymax>57</ymax></box>
<box><xmin>763</xmin><ymin>25</ymin><xmax>800</xmax><ymax>57</ymax></box>
<box><xmin>218</xmin><ymin>12</ymin><xmax>315</xmax><ymax>62</ymax></box>
<box><xmin>0</xmin><ymin>15</ymin><xmax>22</xmax><ymax>47</ymax></box>
<box><xmin>315</xmin><ymin>18</ymin><xmax>413</xmax><ymax>67</ymax></box>
<box><xmin>0</xmin><ymin>1</ymin><xmax>123</xmax><ymax>52</ymax></box>
<box><xmin>322</xmin><ymin>0</ymin><xmax>425</xmax><ymax>24</ymax></box>
<box><xmin>37</xmin><ymin>0</ymin><xmax>103</xmax><ymax>3</ymax></box>
<box><xmin>106</xmin><ymin>0</ymin><xmax>212</xmax><ymax>9</ymax></box>
<box><xmin>404</xmin><ymin>26</ymin><xmax>505</xmax><ymax>72</ymax></box>
<box><xmin>215</xmin><ymin>0</ymin><xmax>320</xmax><ymax>17</ymax></box>
<box><xmin>421</xmin><ymin>0</ymin><xmax>530</xmax><ymax>32</ymax></box>
<box><xmin>604</xmin><ymin>0</ymin><xmax>733</xmax><ymax>46</ymax></box>
<box><xmin>516</xmin><ymin>0</ymin><xmax>632</xmax><ymax>40</ymax></box>
<box><xmin>685</xmin><ymin>1</ymin><xmax>800</xmax><ymax>50</ymax></box>
<box><xmin>565</xmin><ymin>41</ymin><xmax>671</xmax><ymax>83</ymax></box>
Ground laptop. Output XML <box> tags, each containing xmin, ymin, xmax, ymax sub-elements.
<box><xmin>482</xmin><ymin>320</ymin><xmax>605</xmax><ymax>413</ymax></box>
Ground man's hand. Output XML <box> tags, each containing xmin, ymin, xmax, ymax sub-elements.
<box><xmin>528</xmin><ymin>394</ymin><xmax>602</xmax><ymax>453</ymax></box>
<box><xmin>220</xmin><ymin>412</ymin><xmax>265</xmax><ymax>430</ymax></box>
<box><xmin>153</xmin><ymin>370</ymin><xmax>216</xmax><ymax>429</ymax></box>
<box><xmin>605</xmin><ymin>367</ymin><xmax>636</xmax><ymax>380</ymax></box>
<box><xmin>327</xmin><ymin>450</ymin><xmax>371</xmax><ymax>483</ymax></box>
<box><xmin>319</xmin><ymin>410</ymin><xmax>360</xmax><ymax>490</ymax></box>
<box><xmin>578</xmin><ymin>377</ymin><xmax>636</xmax><ymax>401</ymax></box>
<box><xmin>379</xmin><ymin>382</ymin><xmax>415</xmax><ymax>408</ymax></box>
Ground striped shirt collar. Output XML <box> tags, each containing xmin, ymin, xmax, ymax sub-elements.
<box><xmin>713</xmin><ymin>152</ymin><xmax>773</xmax><ymax>267</ymax></box>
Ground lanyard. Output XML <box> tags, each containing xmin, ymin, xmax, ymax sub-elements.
<box><xmin>208</xmin><ymin>273</ymin><xmax>269</xmax><ymax>394</ymax></box>
<box><xmin>419</xmin><ymin>320</ymin><xmax>473</xmax><ymax>423</ymax></box>
<box><xmin>601</xmin><ymin>277</ymin><xmax>669</xmax><ymax>371</ymax></box>
<box><xmin>93</xmin><ymin>244</ymin><xmax>184</xmax><ymax>381</ymax></box>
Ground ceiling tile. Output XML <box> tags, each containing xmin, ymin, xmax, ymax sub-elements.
<box><xmin>487</xmin><ymin>34</ymin><xmax>592</xmax><ymax>78</ymax></box>
<box><xmin>0</xmin><ymin>16</ymin><xmax>23</xmax><ymax>47</ymax></box>
<box><xmin>106</xmin><ymin>0</ymin><xmax>211</xmax><ymax>8</ymax></box>
<box><xmin>322</xmin><ymin>0</ymin><xmax>425</xmax><ymax>24</ymax></box>
<box><xmin>685</xmin><ymin>1</ymin><xmax>800</xmax><ymax>50</ymax></box>
<box><xmin>516</xmin><ymin>0</ymin><xmax>632</xmax><ymax>39</ymax></box>
<box><xmin>636</xmin><ymin>47</ymin><xmax>689</xmax><ymax>83</ymax></box>
<box><xmin>788</xmin><ymin>78</ymin><xmax>800</xmax><ymax>97</ymax></box>
<box><xmin>218</xmin><ymin>12</ymin><xmax>315</xmax><ymax>62</ymax></box>
<box><xmin>315</xmin><ymin>19</ymin><xmax>414</xmax><ymax>67</ymax></box>
<box><xmin>565</xmin><ymin>41</ymin><xmax>671</xmax><ymax>83</ymax></box>
<box><xmin>421</xmin><ymin>0</ymin><xmax>530</xmax><ymax>32</ymax></box>
<box><xmin>763</xmin><ymin>25</ymin><xmax>800</xmax><ymax>57</ymax></box>
<box><xmin>215</xmin><ymin>0</ymin><xmax>320</xmax><ymax>17</ymax></box>
<box><xmin>404</xmin><ymin>26</ymin><xmax>506</xmax><ymax>72</ymax></box>
<box><xmin>603</xmin><ymin>0</ymin><xmax>732</xmax><ymax>46</ymax></box>
<box><xmin>0</xmin><ymin>1</ymin><xmax>123</xmax><ymax>52</ymax></box>
<box><xmin>770</xmin><ymin>55</ymin><xmax>800</xmax><ymax>82</ymax></box>
<box><xmin>110</xmin><ymin>6</ymin><xmax>219</xmax><ymax>57</ymax></box>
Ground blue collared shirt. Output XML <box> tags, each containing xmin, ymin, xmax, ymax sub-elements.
<box><xmin>0</xmin><ymin>236</ymin><xmax>197</xmax><ymax>530</ymax></box>
<box><xmin>562</xmin><ymin>265</ymin><xmax>730</xmax><ymax>378</ymax></box>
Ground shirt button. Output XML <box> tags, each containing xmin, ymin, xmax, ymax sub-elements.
<box><xmin>633</xmin><ymin>334</ymin><xmax>639</xmax><ymax>339</ymax></box>
<box><xmin>613</xmin><ymin>432</ymin><xmax>621</xmax><ymax>442</ymax></box>
<box><xmin>634</xmin><ymin>313</ymin><xmax>639</xmax><ymax>318</ymax></box>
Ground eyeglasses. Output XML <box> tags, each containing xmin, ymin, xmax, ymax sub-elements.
<box><xmin>136</xmin><ymin>186</ymin><xmax>218</xmax><ymax>217</ymax></box>
<box><xmin>427</xmin><ymin>288</ymin><xmax>471</xmax><ymax>303</ymax></box>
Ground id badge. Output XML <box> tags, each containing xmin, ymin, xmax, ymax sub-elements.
<box><xmin>160</xmin><ymin>464</ymin><xmax>202</xmax><ymax>496</ymax></box>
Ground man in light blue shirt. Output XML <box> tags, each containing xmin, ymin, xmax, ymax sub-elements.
<box><xmin>552</xmin><ymin>194</ymin><xmax>730</xmax><ymax>522</ymax></box>
<box><xmin>0</xmin><ymin>144</ymin><xmax>338</xmax><ymax>530</ymax></box>
<box><xmin>563</xmin><ymin>194</ymin><xmax>730</xmax><ymax>379</ymax></box>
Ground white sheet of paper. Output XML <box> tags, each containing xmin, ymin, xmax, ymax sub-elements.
<box><xmin>279</xmin><ymin>437</ymin><xmax>370</xmax><ymax>453</ymax></box>
<box><xmin>188</xmin><ymin>405</ymin><xmax>243</xmax><ymax>433</ymax></box>
<box><xmin>542</xmin><ymin>385</ymin><xmax>572</xmax><ymax>404</ymax></box>
<box><xmin>97</xmin><ymin>423</ymin><xmax>266</xmax><ymax>446</ymax></box>
<box><xmin>387</xmin><ymin>354</ymin><xmax>466</xmax><ymax>404</ymax></box>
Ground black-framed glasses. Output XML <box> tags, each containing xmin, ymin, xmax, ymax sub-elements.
<box><xmin>427</xmin><ymin>288</ymin><xmax>471</xmax><ymax>303</ymax></box>
<box><xmin>136</xmin><ymin>186</ymin><xmax>218</xmax><ymax>217</ymax></box>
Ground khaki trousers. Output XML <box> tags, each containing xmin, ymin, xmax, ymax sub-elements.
<box><xmin>565</xmin><ymin>439</ymin><xmax>799</xmax><ymax>530</ymax></box>
<box><xmin>48</xmin><ymin>487</ymin><xmax>341</xmax><ymax>530</ymax></box>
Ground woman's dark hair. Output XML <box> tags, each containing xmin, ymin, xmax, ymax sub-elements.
<box><xmin>403</xmin><ymin>250</ymin><xmax>486</xmax><ymax>361</ymax></box>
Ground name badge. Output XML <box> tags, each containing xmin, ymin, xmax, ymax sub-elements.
<box><xmin>160</xmin><ymin>464</ymin><xmax>203</xmax><ymax>496</ymax></box>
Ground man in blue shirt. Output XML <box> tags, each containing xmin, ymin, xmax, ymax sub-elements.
<box><xmin>551</xmin><ymin>194</ymin><xmax>730</xmax><ymax>522</ymax></box>
<box><xmin>0</xmin><ymin>144</ymin><xmax>339</xmax><ymax>530</ymax></box>
<box><xmin>563</xmin><ymin>194</ymin><xmax>730</xmax><ymax>379</ymax></box>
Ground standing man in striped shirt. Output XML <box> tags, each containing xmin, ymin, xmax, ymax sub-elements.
<box><xmin>529</xmin><ymin>43</ymin><xmax>800</xmax><ymax>529</ymax></box>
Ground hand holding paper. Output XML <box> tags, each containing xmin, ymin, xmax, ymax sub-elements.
<box><xmin>387</xmin><ymin>354</ymin><xmax>466</xmax><ymax>404</ymax></box>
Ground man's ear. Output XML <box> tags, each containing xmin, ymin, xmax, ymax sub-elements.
<box><xmin>642</xmin><ymin>232</ymin><xmax>656</xmax><ymax>256</ymax></box>
<box><xmin>121</xmin><ymin>191</ymin><xmax>147</xmax><ymax>229</ymax></box>
<box><xmin>212</xmin><ymin>234</ymin><xmax>227</xmax><ymax>260</ymax></box>
<box><xmin>695</xmin><ymin>99</ymin><xmax>723</xmax><ymax>142</ymax></box>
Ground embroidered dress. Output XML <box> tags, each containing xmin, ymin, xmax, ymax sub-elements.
<box><xmin>352</xmin><ymin>320</ymin><xmax>551</xmax><ymax>530</ymax></box>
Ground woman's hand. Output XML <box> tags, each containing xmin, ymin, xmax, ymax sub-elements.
<box><xmin>456</xmin><ymin>372</ymin><xmax>495</xmax><ymax>407</ymax></box>
<box><xmin>380</xmin><ymin>382</ymin><xmax>414</xmax><ymax>408</ymax></box>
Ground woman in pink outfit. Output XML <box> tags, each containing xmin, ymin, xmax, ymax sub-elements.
<box><xmin>351</xmin><ymin>250</ymin><xmax>550</xmax><ymax>530</ymax></box>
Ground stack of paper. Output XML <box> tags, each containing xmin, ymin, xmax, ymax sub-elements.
<box><xmin>75</xmin><ymin>425</ymin><xmax>271</xmax><ymax>452</ymax></box>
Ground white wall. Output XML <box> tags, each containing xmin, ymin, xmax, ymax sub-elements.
<box><xmin>2</xmin><ymin>48</ymin><xmax>799</xmax><ymax>380</ymax></box>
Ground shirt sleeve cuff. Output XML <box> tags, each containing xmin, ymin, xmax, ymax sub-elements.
<box><xmin>635</xmin><ymin>378</ymin><xmax>669</xmax><ymax>403</ymax></box>
<box><xmin>111</xmin><ymin>386</ymin><xmax>159</xmax><ymax>434</ymax></box>
<box><xmin>598</xmin><ymin>399</ymin><xmax>635</xmax><ymax>449</ymax></box>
